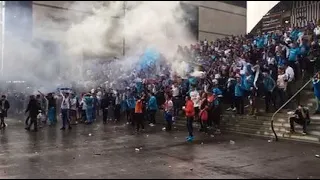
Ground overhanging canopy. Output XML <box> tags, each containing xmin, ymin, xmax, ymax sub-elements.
<box><xmin>246</xmin><ymin>1</ymin><xmax>280</xmax><ymax>34</ymax></box>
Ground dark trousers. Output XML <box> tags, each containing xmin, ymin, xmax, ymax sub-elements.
<box><xmin>25</xmin><ymin>116</ymin><xmax>30</xmax><ymax>125</ymax></box>
<box><xmin>173</xmin><ymin>97</ymin><xmax>181</xmax><ymax>116</ymax></box>
<box><xmin>27</xmin><ymin>116</ymin><xmax>38</xmax><ymax>130</ymax></box>
<box><xmin>0</xmin><ymin>114</ymin><xmax>5</xmax><ymax>128</ymax></box>
<box><xmin>213</xmin><ymin>106</ymin><xmax>221</xmax><ymax>129</ymax></box>
<box><xmin>289</xmin><ymin>117</ymin><xmax>308</xmax><ymax>133</ymax></box>
<box><xmin>81</xmin><ymin>110</ymin><xmax>87</xmax><ymax>121</ymax></box>
<box><xmin>148</xmin><ymin>110</ymin><xmax>156</xmax><ymax>124</ymax></box>
<box><xmin>129</xmin><ymin>109</ymin><xmax>135</xmax><ymax>125</ymax></box>
<box><xmin>165</xmin><ymin>112</ymin><xmax>172</xmax><ymax>131</ymax></box>
<box><xmin>265</xmin><ymin>90</ymin><xmax>276</xmax><ymax>112</ymax></box>
<box><xmin>235</xmin><ymin>96</ymin><xmax>244</xmax><ymax>114</ymax></box>
<box><xmin>277</xmin><ymin>88</ymin><xmax>287</xmax><ymax>108</ymax></box>
<box><xmin>201</xmin><ymin>120</ymin><xmax>208</xmax><ymax>133</ymax></box>
<box><xmin>186</xmin><ymin>116</ymin><xmax>194</xmax><ymax>137</ymax></box>
<box><xmin>114</xmin><ymin>104</ymin><xmax>121</xmax><ymax>121</ymax></box>
<box><xmin>61</xmin><ymin>109</ymin><xmax>70</xmax><ymax>128</ymax></box>
<box><xmin>102</xmin><ymin>108</ymin><xmax>108</xmax><ymax>123</ymax></box>
<box><xmin>208</xmin><ymin>110</ymin><xmax>213</xmax><ymax>127</ymax></box>
<box><xmin>135</xmin><ymin>113</ymin><xmax>144</xmax><ymax>131</ymax></box>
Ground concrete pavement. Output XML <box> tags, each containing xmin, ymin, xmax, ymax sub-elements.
<box><xmin>0</xmin><ymin>117</ymin><xmax>320</xmax><ymax>179</ymax></box>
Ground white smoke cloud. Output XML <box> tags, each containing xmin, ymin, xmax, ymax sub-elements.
<box><xmin>2</xmin><ymin>1</ymin><xmax>196</xmax><ymax>94</ymax></box>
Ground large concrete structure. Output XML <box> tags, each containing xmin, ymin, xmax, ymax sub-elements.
<box><xmin>32</xmin><ymin>1</ymin><xmax>247</xmax><ymax>53</ymax></box>
<box><xmin>185</xmin><ymin>1</ymin><xmax>246</xmax><ymax>40</ymax></box>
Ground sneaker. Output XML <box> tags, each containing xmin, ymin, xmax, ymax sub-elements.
<box><xmin>226</xmin><ymin>107</ymin><xmax>232</xmax><ymax>111</ymax></box>
<box><xmin>25</xmin><ymin>127</ymin><xmax>30</xmax><ymax>131</ymax></box>
<box><xmin>302</xmin><ymin>132</ymin><xmax>307</xmax><ymax>135</ymax></box>
<box><xmin>162</xmin><ymin>127</ymin><xmax>166</xmax><ymax>131</ymax></box>
<box><xmin>187</xmin><ymin>136</ymin><xmax>194</xmax><ymax>142</ymax></box>
<box><xmin>149</xmin><ymin>123</ymin><xmax>155</xmax><ymax>127</ymax></box>
<box><xmin>244</xmin><ymin>105</ymin><xmax>250</xmax><ymax>108</ymax></box>
<box><xmin>60</xmin><ymin>127</ymin><xmax>65</xmax><ymax>130</ymax></box>
<box><xmin>232</xmin><ymin>108</ymin><xmax>237</xmax><ymax>112</ymax></box>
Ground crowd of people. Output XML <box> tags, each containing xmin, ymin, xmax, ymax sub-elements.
<box><xmin>1</xmin><ymin>20</ymin><xmax>320</xmax><ymax>139</ymax></box>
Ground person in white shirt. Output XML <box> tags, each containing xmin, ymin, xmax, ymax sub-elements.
<box><xmin>171</xmin><ymin>83</ymin><xmax>181</xmax><ymax>117</ymax></box>
<box><xmin>60</xmin><ymin>91</ymin><xmax>71</xmax><ymax>130</ymax></box>
<box><xmin>285</xmin><ymin>64</ymin><xmax>295</xmax><ymax>83</ymax></box>
<box><xmin>69</xmin><ymin>94</ymin><xmax>78</xmax><ymax>124</ymax></box>
<box><xmin>284</xmin><ymin>64</ymin><xmax>295</xmax><ymax>108</ymax></box>
<box><xmin>277</xmin><ymin>68</ymin><xmax>288</xmax><ymax>107</ymax></box>
<box><xmin>189</xmin><ymin>86</ymin><xmax>200</xmax><ymax>120</ymax></box>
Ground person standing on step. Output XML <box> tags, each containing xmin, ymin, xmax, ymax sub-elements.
<box><xmin>313</xmin><ymin>72</ymin><xmax>320</xmax><ymax>114</ymax></box>
<box><xmin>262</xmin><ymin>72</ymin><xmax>276</xmax><ymax>113</ymax></box>
<box><xmin>235</xmin><ymin>75</ymin><xmax>245</xmax><ymax>115</ymax></box>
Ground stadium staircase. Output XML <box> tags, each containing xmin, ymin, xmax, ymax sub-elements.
<box><xmin>168</xmin><ymin>79</ymin><xmax>320</xmax><ymax>144</ymax></box>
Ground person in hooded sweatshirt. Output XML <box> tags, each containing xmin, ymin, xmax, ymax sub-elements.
<box><xmin>47</xmin><ymin>93</ymin><xmax>57</xmax><ymax>126</ymax></box>
<box><xmin>126</xmin><ymin>94</ymin><xmax>136</xmax><ymax>126</ymax></box>
<box><xmin>134</xmin><ymin>95</ymin><xmax>145</xmax><ymax>133</ymax></box>
<box><xmin>235</xmin><ymin>75</ymin><xmax>245</xmax><ymax>115</ymax></box>
<box><xmin>84</xmin><ymin>94</ymin><xmax>94</xmax><ymax>124</ymax></box>
<box><xmin>0</xmin><ymin>95</ymin><xmax>9</xmax><ymax>129</ymax></box>
<box><xmin>263</xmin><ymin>72</ymin><xmax>276</xmax><ymax>113</ymax></box>
<box><xmin>147</xmin><ymin>92</ymin><xmax>158</xmax><ymax>127</ymax></box>
<box><xmin>25</xmin><ymin>95</ymin><xmax>40</xmax><ymax>132</ymax></box>
<box><xmin>184</xmin><ymin>95</ymin><xmax>195</xmax><ymax>142</ymax></box>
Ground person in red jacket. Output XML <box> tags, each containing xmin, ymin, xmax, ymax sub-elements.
<box><xmin>184</xmin><ymin>95</ymin><xmax>195</xmax><ymax>142</ymax></box>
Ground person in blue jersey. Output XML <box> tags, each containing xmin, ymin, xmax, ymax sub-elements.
<box><xmin>287</xmin><ymin>42</ymin><xmax>300</xmax><ymax>80</ymax></box>
<box><xmin>147</xmin><ymin>92</ymin><xmax>158</xmax><ymax>126</ymax></box>
<box><xmin>126</xmin><ymin>94</ymin><xmax>136</xmax><ymax>126</ymax></box>
<box><xmin>290</xmin><ymin>27</ymin><xmax>300</xmax><ymax>42</ymax></box>
<box><xmin>255</xmin><ymin>34</ymin><xmax>265</xmax><ymax>49</ymax></box>
<box><xmin>84</xmin><ymin>94</ymin><xmax>94</xmax><ymax>124</ymax></box>
<box><xmin>234</xmin><ymin>75</ymin><xmax>245</xmax><ymax>115</ymax></box>
<box><xmin>262</xmin><ymin>72</ymin><xmax>276</xmax><ymax>113</ymax></box>
<box><xmin>212</xmin><ymin>79</ymin><xmax>223</xmax><ymax>133</ymax></box>
<box><xmin>299</xmin><ymin>38</ymin><xmax>311</xmax><ymax>79</ymax></box>
<box><xmin>313</xmin><ymin>73</ymin><xmax>320</xmax><ymax>114</ymax></box>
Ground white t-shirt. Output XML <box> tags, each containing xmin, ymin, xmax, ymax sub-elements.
<box><xmin>285</xmin><ymin>66</ymin><xmax>295</xmax><ymax>82</ymax></box>
<box><xmin>61</xmin><ymin>96</ymin><xmax>70</xmax><ymax>110</ymax></box>
<box><xmin>314</xmin><ymin>26</ymin><xmax>320</xmax><ymax>35</ymax></box>
<box><xmin>70</xmin><ymin>97</ymin><xmax>77</xmax><ymax>110</ymax></box>
<box><xmin>277</xmin><ymin>74</ymin><xmax>288</xmax><ymax>89</ymax></box>
<box><xmin>172</xmin><ymin>86</ymin><xmax>180</xmax><ymax>97</ymax></box>
<box><xmin>190</xmin><ymin>90</ymin><xmax>200</xmax><ymax>108</ymax></box>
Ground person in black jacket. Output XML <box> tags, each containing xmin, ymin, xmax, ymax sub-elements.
<box><xmin>0</xmin><ymin>95</ymin><xmax>10</xmax><ymax>129</ymax></box>
<box><xmin>100</xmin><ymin>94</ymin><xmax>110</xmax><ymax>124</ymax></box>
<box><xmin>25</xmin><ymin>95</ymin><xmax>41</xmax><ymax>132</ymax></box>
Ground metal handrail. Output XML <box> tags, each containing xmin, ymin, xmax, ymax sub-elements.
<box><xmin>271</xmin><ymin>78</ymin><xmax>313</xmax><ymax>141</ymax></box>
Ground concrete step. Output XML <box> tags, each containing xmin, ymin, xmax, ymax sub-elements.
<box><xmin>223</xmin><ymin>126</ymin><xmax>320</xmax><ymax>143</ymax></box>
<box><xmin>222</xmin><ymin>120</ymin><xmax>320</xmax><ymax>137</ymax></box>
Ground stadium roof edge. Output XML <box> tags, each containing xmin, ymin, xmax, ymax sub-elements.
<box><xmin>247</xmin><ymin>1</ymin><xmax>280</xmax><ymax>34</ymax></box>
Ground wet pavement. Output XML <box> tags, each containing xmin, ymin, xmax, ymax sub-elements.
<box><xmin>1</xmin><ymin>117</ymin><xmax>320</xmax><ymax>179</ymax></box>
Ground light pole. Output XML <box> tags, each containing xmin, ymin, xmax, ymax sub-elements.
<box><xmin>1</xmin><ymin>1</ymin><xmax>5</xmax><ymax>76</ymax></box>
<box><xmin>122</xmin><ymin>1</ymin><xmax>126</xmax><ymax>57</ymax></box>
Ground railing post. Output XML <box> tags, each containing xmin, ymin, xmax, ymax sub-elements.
<box><xmin>271</xmin><ymin>78</ymin><xmax>313</xmax><ymax>141</ymax></box>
